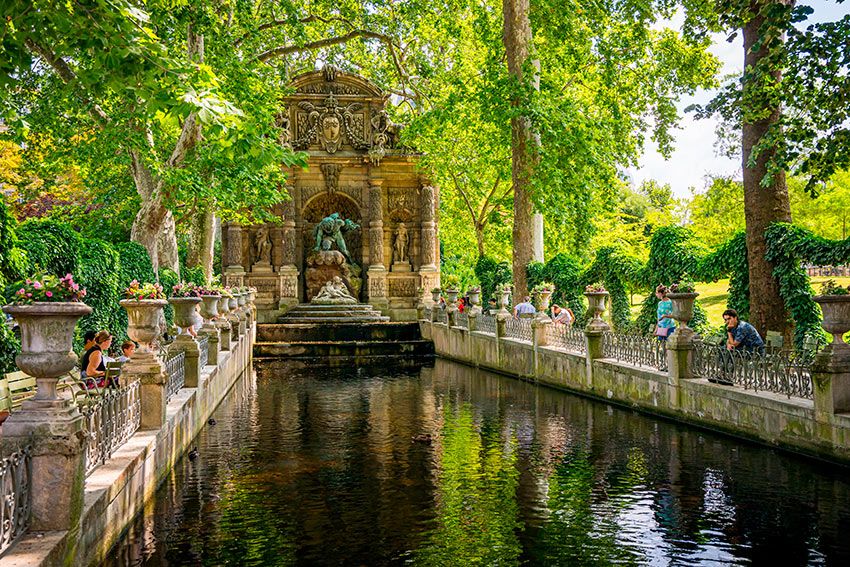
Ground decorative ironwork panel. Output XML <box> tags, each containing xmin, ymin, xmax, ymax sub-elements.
<box><xmin>478</xmin><ymin>313</ymin><xmax>497</xmax><ymax>335</ymax></box>
<box><xmin>166</xmin><ymin>351</ymin><xmax>186</xmax><ymax>403</ymax></box>
<box><xmin>456</xmin><ymin>312</ymin><xmax>469</xmax><ymax>329</ymax></box>
<box><xmin>197</xmin><ymin>336</ymin><xmax>209</xmax><ymax>370</ymax></box>
<box><xmin>82</xmin><ymin>380</ymin><xmax>142</xmax><ymax>477</ymax></box>
<box><xmin>692</xmin><ymin>341</ymin><xmax>813</xmax><ymax>400</ymax></box>
<box><xmin>0</xmin><ymin>445</ymin><xmax>32</xmax><ymax>558</ymax></box>
<box><xmin>505</xmin><ymin>318</ymin><xmax>533</xmax><ymax>343</ymax></box>
<box><xmin>601</xmin><ymin>332</ymin><xmax>668</xmax><ymax>372</ymax></box>
<box><xmin>545</xmin><ymin>324</ymin><xmax>587</xmax><ymax>354</ymax></box>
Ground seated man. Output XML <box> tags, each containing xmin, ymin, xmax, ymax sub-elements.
<box><xmin>513</xmin><ymin>296</ymin><xmax>536</xmax><ymax>319</ymax></box>
<box><xmin>724</xmin><ymin>309</ymin><xmax>765</xmax><ymax>353</ymax></box>
<box><xmin>551</xmin><ymin>304</ymin><xmax>574</xmax><ymax>325</ymax></box>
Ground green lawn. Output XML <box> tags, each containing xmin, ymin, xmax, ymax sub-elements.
<box><xmin>630</xmin><ymin>276</ymin><xmax>850</xmax><ymax>326</ymax></box>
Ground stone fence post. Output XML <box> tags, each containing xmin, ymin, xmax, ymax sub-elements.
<box><xmin>584</xmin><ymin>319</ymin><xmax>609</xmax><ymax>391</ymax></box>
<box><xmin>125</xmin><ymin>349</ymin><xmax>168</xmax><ymax>429</ymax></box>
<box><xmin>168</xmin><ymin>335</ymin><xmax>201</xmax><ymax>388</ymax></box>
<box><xmin>532</xmin><ymin>315</ymin><xmax>551</xmax><ymax>378</ymax></box>
<box><xmin>468</xmin><ymin>310</ymin><xmax>479</xmax><ymax>332</ymax></box>
<box><xmin>813</xmin><ymin>347</ymin><xmax>850</xmax><ymax>424</ymax></box>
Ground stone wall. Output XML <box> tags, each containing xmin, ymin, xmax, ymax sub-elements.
<box><xmin>421</xmin><ymin>319</ymin><xmax>850</xmax><ymax>464</ymax></box>
<box><xmin>4</xmin><ymin>327</ymin><xmax>254</xmax><ymax>567</ymax></box>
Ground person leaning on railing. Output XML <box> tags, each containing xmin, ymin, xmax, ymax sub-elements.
<box><xmin>713</xmin><ymin>309</ymin><xmax>765</xmax><ymax>385</ymax></box>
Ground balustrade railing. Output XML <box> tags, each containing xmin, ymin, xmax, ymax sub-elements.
<box><xmin>165</xmin><ymin>351</ymin><xmax>186</xmax><ymax>402</ymax></box>
<box><xmin>505</xmin><ymin>318</ymin><xmax>533</xmax><ymax>342</ymax></box>
<box><xmin>456</xmin><ymin>312</ymin><xmax>469</xmax><ymax>329</ymax></box>
<box><xmin>692</xmin><ymin>341</ymin><xmax>813</xmax><ymax>399</ymax></box>
<box><xmin>545</xmin><ymin>323</ymin><xmax>587</xmax><ymax>354</ymax></box>
<box><xmin>478</xmin><ymin>313</ymin><xmax>496</xmax><ymax>335</ymax></box>
<box><xmin>197</xmin><ymin>335</ymin><xmax>209</xmax><ymax>370</ymax></box>
<box><xmin>82</xmin><ymin>380</ymin><xmax>141</xmax><ymax>476</ymax></box>
<box><xmin>601</xmin><ymin>332</ymin><xmax>668</xmax><ymax>372</ymax></box>
<box><xmin>0</xmin><ymin>445</ymin><xmax>31</xmax><ymax>558</ymax></box>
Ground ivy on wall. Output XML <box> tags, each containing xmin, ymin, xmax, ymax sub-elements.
<box><xmin>527</xmin><ymin>253</ymin><xmax>586</xmax><ymax>321</ymax></box>
<box><xmin>582</xmin><ymin>247</ymin><xmax>641</xmax><ymax>331</ymax></box>
<box><xmin>765</xmin><ymin>223</ymin><xmax>850</xmax><ymax>346</ymax></box>
<box><xmin>697</xmin><ymin>230</ymin><xmax>749</xmax><ymax>320</ymax></box>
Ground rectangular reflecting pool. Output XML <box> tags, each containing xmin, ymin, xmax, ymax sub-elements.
<box><xmin>103</xmin><ymin>358</ymin><xmax>850</xmax><ymax>566</ymax></box>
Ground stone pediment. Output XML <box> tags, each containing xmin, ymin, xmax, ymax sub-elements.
<box><xmin>281</xmin><ymin>65</ymin><xmax>405</xmax><ymax>161</ymax></box>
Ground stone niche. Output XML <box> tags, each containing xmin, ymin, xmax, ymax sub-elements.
<box><xmin>221</xmin><ymin>65</ymin><xmax>441</xmax><ymax>322</ymax></box>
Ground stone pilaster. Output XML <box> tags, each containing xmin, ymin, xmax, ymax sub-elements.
<box><xmin>198</xmin><ymin>322</ymin><xmax>220</xmax><ymax>367</ymax></box>
<box><xmin>279</xmin><ymin>194</ymin><xmax>300</xmax><ymax>309</ymax></box>
<box><xmin>666</xmin><ymin>331</ymin><xmax>694</xmax><ymax>385</ymax></box>
<box><xmin>420</xmin><ymin>184</ymin><xmax>437</xmax><ymax>271</ymax></box>
<box><xmin>367</xmin><ymin>180</ymin><xmax>388</xmax><ymax>311</ymax></box>
<box><xmin>224</xmin><ymin>223</ymin><xmax>245</xmax><ymax>274</ymax></box>
<box><xmin>467</xmin><ymin>310</ymin><xmax>479</xmax><ymax>332</ymax></box>
<box><xmin>584</xmin><ymin>327</ymin><xmax>607</xmax><ymax>390</ymax></box>
<box><xmin>215</xmin><ymin>317</ymin><xmax>232</xmax><ymax>351</ymax></box>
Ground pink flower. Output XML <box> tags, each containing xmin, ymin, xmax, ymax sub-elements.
<box><xmin>33</xmin><ymin>281</ymin><xmax>42</xmax><ymax>289</ymax></box>
<box><xmin>45</xmin><ymin>291</ymin><xmax>53</xmax><ymax>298</ymax></box>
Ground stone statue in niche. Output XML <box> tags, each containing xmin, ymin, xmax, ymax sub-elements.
<box><xmin>312</xmin><ymin>212</ymin><xmax>360</xmax><ymax>266</ymax></box>
<box><xmin>312</xmin><ymin>276</ymin><xmax>357</xmax><ymax>305</ymax></box>
<box><xmin>393</xmin><ymin>222</ymin><xmax>409</xmax><ymax>268</ymax></box>
<box><xmin>253</xmin><ymin>226</ymin><xmax>273</xmax><ymax>272</ymax></box>
<box><xmin>276</xmin><ymin>112</ymin><xmax>292</xmax><ymax>149</ymax></box>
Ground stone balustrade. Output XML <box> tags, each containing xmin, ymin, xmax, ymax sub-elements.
<box><xmin>420</xmin><ymin>315</ymin><xmax>850</xmax><ymax>464</ymax></box>
<box><xmin>0</xmin><ymin>295</ymin><xmax>257</xmax><ymax>566</ymax></box>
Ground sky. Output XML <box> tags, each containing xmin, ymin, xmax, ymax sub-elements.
<box><xmin>629</xmin><ymin>2</ymin><xmax>850</xmax><ymax>199</ymax></box>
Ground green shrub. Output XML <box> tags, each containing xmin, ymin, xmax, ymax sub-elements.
<box><xmin>76</xmin><ymin>239</ymin><xmax>122</xmax><ymax>347</ymax></box>
<box><xmin>475</xmin><ymin>256</ymin><xmax>512</xmax><ymax>304</ymax></box>
<box><xmin>583</xmin><ymin>247</ymin><xmax>641</xmax><ymax>331</ymax></box>
<box><xmin>17</xmin><ymin>219</ymin><xmax>81</xmax><ymax>277</ymax></box>
<box><xmin>544</xmin><ymin>253</ymin><xmax>586</xmax><ymax>321</ymax></box>
<box><xmin>116</xmin><ymin>242</ymin><xmax>156</xmax><ymax>287</ymax></box>
<box><xmin>182</xmin><ymin>265</ymin><xmax>206</xmax><ymax>286</ymax></box>
<box><xmin>0</xmin><ymin>197</ymin><xmax>27</xmax><ymax>292</ymax></box>
<box><xmin>0</xmin><ymin>322</ymin><xmax>20</xmax><ymax>374</ymax></box>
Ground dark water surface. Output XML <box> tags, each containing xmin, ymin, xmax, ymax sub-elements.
<box><xmin>103</xmin><ymin>359</ymin><xmax>850</xmax><ymax>566</ymax></box>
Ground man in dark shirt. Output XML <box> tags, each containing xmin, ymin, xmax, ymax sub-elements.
<box><xmin>723</xmin><ymin>309</ymin><xmax>765</xmax><ymax>353</ymax></box>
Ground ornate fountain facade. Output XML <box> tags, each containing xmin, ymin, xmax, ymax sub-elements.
<box><xmin>221</xmin><ymin>66</ymin><xmax>440</xmax><ymax>322</ymax></box>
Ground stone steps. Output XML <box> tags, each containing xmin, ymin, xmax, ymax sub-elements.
<box><xmin>257</xmin><ymin>322</ymin><xmax>422</xmax><ymax>343</ymax></box>
<box><xmin>277</xmin><ymin>303</ymin><xmax>389</xmax><ymax>323</ymax></box>
<box><xmin>253</xmin><ymin>339</ymin><xmax>434</xmax><ymax>359</ymax></box>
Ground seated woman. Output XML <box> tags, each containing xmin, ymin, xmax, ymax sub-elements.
<box><xmin>81</xmin><ymin>331</ymin><xmax>113</xmax><ymax>389</ymax></box>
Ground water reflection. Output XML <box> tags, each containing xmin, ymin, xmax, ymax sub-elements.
<box><xmin>104</xmin><ymin>359</ymin><xmax>850</xmax><ymax>566</ymax></box>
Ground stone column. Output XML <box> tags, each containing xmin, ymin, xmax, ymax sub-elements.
<box><xmin>198</xmin><ymin>319</ymin><xmax>220</xmax><ymax>367</ymax></box>
<box><xmin>216</xmin><ymin>311</ymin><xmax>232</xmax><ymax>351</ymax></box>
<box><xmin>420</xmin><ymin>183</ymin><xmax>438</xmax><ymax>271</ymax></box>
<box><xmin>467</xmin><ymin>310</ymin><xmax>479</xmax><ymax>332</ymax></box>
<box><xmin>224</xmin><ymin>223</ymin><xmax>246</xmax><ymax>274</ymax></box>
<box><xmin>169</xmin><ymin>335</ymin><xmax>201</xmax><ymax>388</ymax></box>
<box><xmin>584</xmin><ymin>317</ymin><xmax>609</xmax><ymax>391</ymax></box>
<box><xmin>367</xmin><ymin>180</ymin><xmax>388</xmax><ymax>311</ymax></box>
<box><xmin>666</xmin><ymin>331</ymin><xmax>693</xmax><ymax>384</ymax></box>
<box><xmin>279</xmin><ymin>194</ymin><xmax>300</xmax><ymax>310</ymax></box>
<box><xmin>813</xmin><ymin>347</ymin><xmax>850</xmax><ymax>424</ymax></box>
<box><xmin>532</xmin><ymin>212</ymin><xmax>544</xmax><ymax>263</ymax></box>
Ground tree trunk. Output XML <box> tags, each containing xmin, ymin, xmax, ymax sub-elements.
<box><xmin>742</xmin><ymin>1</ymin><xmax>793</xmax><ymax>338</ymax></box>
<box><xmin>503</xmin><ymin>0</ymin><xmax>535</xmax><ymax>300</ymax></box>
<box><xmin>475</xmin><ymin>224</ymin><xmax>486</xmax><ymax>258</ymax></box>
<box><xmin>186</xmin><ymin>207</ymin><xmax>216</xmax><ymax>283</ymax></box>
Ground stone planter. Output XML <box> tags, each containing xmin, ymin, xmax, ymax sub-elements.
<box><xmin>168</xmin><ymin>297</ymin><xmax>202</xmax><ymax>331</ymax></box>
<box><xmin>814</xmin><ymin>295</ymin><xmax>850</xmax><ymax>347</ymax></box>
<box><xmin>237</xmin><ymin>292</ymin><xmax>247</xmax><ymax>307</ymax></box>
<box><xmin>446</xmin><ymin>289</ymin><xmax>459</xmax><ymax>306</ymax></box>
<box><xmin>431</xmin><ymin>289</ymin><xmax>442</xmax><ymax>303</ymax></box>
<box><xmin>667</xmin><ymin>292</ymin><xmax>699</xmax><ymax>332</ymax></box>
<box><xmin>228</xmin><ymin>296</ymin><xmax>238</xmax><ymax>311</ymax></box>
<box><xmin>248</xmin><ymin>290</ymin><xmax>256</xmax><ymax>303</ymax></box>
<box><xmin>2</xmin><ymin>302</ymin><xmax>92</xmax><ymax>401</ymax></box>
<box><xmin>499</xmin><ymin>288</ymin><xmax>512</xmax><ymax>312</ymax></box>
<box><xmin>584</xmin><ymin>291</ymin><xmax>609</xmax><ymax>332</ymax></box>
<box><xmin>536</xmin><ymin>289</ymin><xmax>553</xmax><ymax>313</ymax></box>
<box><xmin>199</xmin><ymin>295</ymin><xmax>221</xmax><ymax>322</ymax></box>
<box><xmin>120</xmin><ymin>299</ymin><xmax>168</xmax><ymax>353</ymax></box>
<box><xmin>468</xmin><ymin>290</ymin><xmax>481</xmax><ymax>307</ymax></box>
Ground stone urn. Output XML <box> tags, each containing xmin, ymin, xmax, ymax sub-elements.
<box><xmin>499</xmin><ymin>287</ymin><xmax>512</xmax><ymax>312</ymax></box>
<box><xmin>814</xmin><ymin>295</ymin><xmax>850</xmax><ymax>347</ymax></box>
<box><xmin>446</xmin><ymin>288</ymin><xmax>459</xmax><ymax>306</ymax></box>
<box><xmin>431</xmin><ymin>288</ymin><xmax>442</xmax><ymax>304</ymax></box>
<box><xmin>168</xmin><ymin>296</ymin><xmax>202</xmax><ymax>332</ymax></box>
<box><xmin>667</xmin><ymin>292</ymin><xmax>699</xmax><ymax>332</ymax></box>
<box><xmin>228</xmin><ymin>295</ymin><xmax>238</xmax><ymax>312</ymax></box>
<box><xmin>199</xmin><ymin>294</ymin><xmax>221</xmax><ymax>322</ymax></box>
<box><xmin>584</xmin><ymin>291</ymin><xmax>610</xmax><ymax>332</ymax></box>
<box><xmin>237</xmin><ymin>292</ymin><xmax>247</xmax><ymax>307</ymax></box>
<box><xmin>468</xmin><ymin>288</ymin><xmax>481</xmax><ymax>308</ymax></box>
<box><xmin>536</xmin><ymin>289</ymin><xmax>553</xmax><ymax>313</ymax></box>
<box><xmin>2</xmin><ymin>302</ymin><xmax>92</xmax><ymax>402</ymax></box>
<box><xmin>120</xmin><ymin>299</ymin><xmax>168</xmax><ymax>352</ymax></box>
